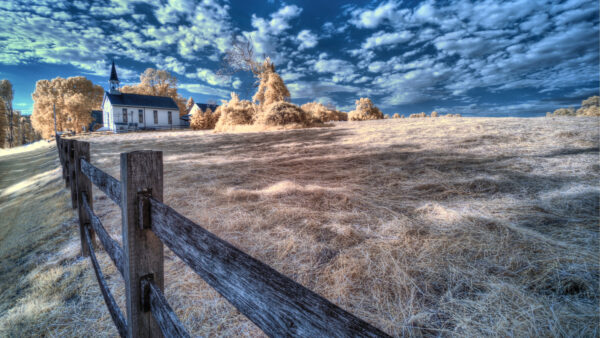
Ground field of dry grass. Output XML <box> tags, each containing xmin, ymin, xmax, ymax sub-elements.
<box><xmin>1</xmin><ymin>117</ymin><xmax>598</xmax><ymax>337</ymax></box>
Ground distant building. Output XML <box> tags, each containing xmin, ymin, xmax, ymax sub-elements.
<box><xmin>101</xmin><ymin>61</ymin><xmax>181</xmax><ymax>132</ymax></box>
<box><xmin>181</xmin><ymin>102</ymin><xmax>220</xmax><ymax>126</ymax></box>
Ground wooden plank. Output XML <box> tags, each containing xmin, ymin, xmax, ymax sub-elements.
<box><xmin>84</xmin><ymin>226</ymin><xmax>128</xmax><ymax>338</ymax></box>
<box><xmin>75</xmin><ymin>141</ymin><xmax>95</xmax><ymax>256</ymax></box>
<box><xmin>148</xmin><ymin>197</ymin><xmax>390</xmax><ymax>338</ymax></box>
<box><xmin>67</xmin><ymin>139</ymin><xmax>77</xmax><ymax>208</ymax></box>
<box><xmin>121</xmin><ymin>151</ymin><xmax>164</xmax><ymax>338</ymax></box>
<box><xmin>63</xmin><ymin>139</ymin><xmax>70</xmax><ymax>187</ymax></box>
<box><xmin>56</xmin><ymin>136</ymin><xmax>66</xmax><ymax>181</ymax></box>
<box><xmin>141</xmin><ymin>278</ymin><xmax>190</xmax><ymax>338</ymax></box>
<box><xmin>81</xmin><ymin>158</ymin><xmax>122</xmax><ymax>207</ymax></box>
<box><xmin>82</xmin><ymin>192</ymin><xmax>125</xmax><ymax>277</ymax></box>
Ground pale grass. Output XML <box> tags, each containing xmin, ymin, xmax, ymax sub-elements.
<box><xmin>1</xmin><ymin>116</ymin><xmax>598</xmax><ymax>337</ymax></box>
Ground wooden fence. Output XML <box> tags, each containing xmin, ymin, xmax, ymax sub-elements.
<box><xmin>55</xmin><ymin>135</ymin><xmax>390</xmax><ymax>338</ymax></box>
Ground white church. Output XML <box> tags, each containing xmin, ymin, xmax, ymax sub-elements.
<box><xmin>101</xmin><ymin>61</ymin><xmax>181</xmax><ymax>132</ymax></box>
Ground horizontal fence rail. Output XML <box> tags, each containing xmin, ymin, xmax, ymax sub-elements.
<box><xmin>148</xmin><ymin>197</ymin><xmax>388</xmax><ymax>337</ymax></box>
<box><xmin>81</xmin><ymin>158</ymin><xmax>121</xmax><ymax>206</ymax></box>
<box><xmin>81</xmin><ymin>192</ymin><xmax>125</xmax><ymax>277</ymax></box>
<box><xmin>84</xmin><ymin>226</ymin><xmax>128</xmax><ymax>337</ymax></box>
<box><xmin>141</xmin><ymin>278</ymin><xmax>190</xmax><ymax>338</ymax></box>
<box><xmin>55</xmin><ymin>135</ymin><xmax>390</xmax><ymax>338</ymax></box>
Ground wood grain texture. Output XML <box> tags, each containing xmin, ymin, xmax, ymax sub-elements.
<box><xmin>141</xmin><ymin>278</ymin><xmax>190</xmax><ymax>338</ymax></box>
<box><xmin>120</xmin><ymin>151</ymin><xmax>164</xmax><ymax>338</ymax></box>
<box><xmin>75</xmin><ymin>141</ymin><xmax>95</xmax><ymax>256</ymax></box>
<box><xmin>82</xmin><ymin>192</ymin><xmax>125</xmax><ymax>277</ymax></box>
<box><xmin>56</xmin><ymin>136</ymin><xmax>66</xmax><ymax>181</ymax></box>
<box><xmin>84</xmin><ymin>226</ymin><xmax>128</xmax><ymax>338</ymax></box>
<box><xmin>148</xmin><ymin>197</ymin><xmax>390</xmax><ymax>338</ymax></box>
<box><xmin>81</xmin><ymin>158</ymin><xmax>122</xmax><ymax>207</ymax></box>
<box><xmin>61</xmin><ymin>138</ymin><xmax>69</xmax><ymax>186</ymax></box>
<box><xmin>67</xmin><ymin>139</ymin><xmax>77</xmax><ymax>208</ymax></box>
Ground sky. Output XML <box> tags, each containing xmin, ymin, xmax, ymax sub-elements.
<box><xmin>0</xmin><ymin>0</ymin><xmax>598</xmax><ymax>117</ymax></box>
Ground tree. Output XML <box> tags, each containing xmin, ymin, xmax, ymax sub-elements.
<box><xmin>219</xmin><ymin>35</ymin><xmax>264</xmax><ymax>77</ymax></box>
<box><xmin>121</xmin><ymin>68</ymin><xmax>187</xmax><ymax>116</ymax></box>
<box><xmin>576</xmin><ymin>95</ymin><xmax>600</xmax><ymax>116</ymax></box>
<box><xmin>220</xmin><ymin>36</ymin><xmax>291</xmax><ymax>110</ymax></box>
<box><xmin>185</xmin><ymin>97</ymin><xmax>195</xmax><ymax>114</ymax></box>
<box><xmin>0</xmin><ymin>80</ymin><xmax>15</xmax><ymax>147</ymax></box>
<box><xmin>19</xmin><ymin>115</ymin><xmax>39</xmax><ymax>145</ymax></box>
<box><xmin>252</xmin><ymin>58</ymin><xmax>290</xmax><ymax>109</ymax></box>
<box><xmin>0</xmin><ymin>98</ymin><xmax>6</xmax><ymax>148</ymax></box>
<box><xmin>301</xmin><ymin>102</ymin><xmax>346</xmax><ymax>122</ymax></box>
<box><xmin>348</xmin><ymin>98</ymin><xmax>384</xmax><ymax>121</ymax></box>
<box><xmin>550</xmin><ymin>107</ymin><xmax>576</xmax><ymax>116</ymax></box>
<box><xmin>31</xmin><ymin>76</ymin><xmax>103</xmax><ymax>138</ymax></box>
<box><xmin>214</xmin><ymin>92</ymin><xmax>256</xmax><ymax>132</ymax></box>
<box><xmin>190</xmin><ymin>107</ymin><xmax>207</xmax><ymax>130</ymax></box>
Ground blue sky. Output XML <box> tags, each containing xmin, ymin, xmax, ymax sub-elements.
<box><xmin>0</xmin><ymin>0</ymin><xmax>598</xmax><ymax>117</ymax></box>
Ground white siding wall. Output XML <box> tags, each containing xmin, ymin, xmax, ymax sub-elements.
<box><xmin>108</xmin><ymin>104</ymin><xmax>180</xmax><ymax>132</ymax></box>
<box><xmin>103</xmin><ymin>99</ymin><xmax>113</xmax><ymax>129</ymax></box>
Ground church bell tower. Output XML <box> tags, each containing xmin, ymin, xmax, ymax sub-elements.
<box><xmin>109</xmin><ymin>60</ymin><xmax>120</xmax><ymax>94</ymax></box>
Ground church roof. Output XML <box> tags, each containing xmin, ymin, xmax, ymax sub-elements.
<box><xmin>105</xmin><ymin>92</ymin><xmax>179</xmax><ymax>109</ymax></box>
<box><xmin>193</xmin><ymin>102</ymin><xmax>219</xmax><ymax>111</ymax></box>
<box><xmin>110</xmin><ymin>60</ymin><xmax>119</xmax><ymax>82</ymax></box>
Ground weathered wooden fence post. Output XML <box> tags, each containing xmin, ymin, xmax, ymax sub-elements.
<box><xmin>121</xmin><ymin>151</ymin><xmax>164</xmax><ymax>338</ymax></box>
<box><xmin>67</xmin><ymin>139</ymin><xmax>77</xmax><ymax>208</ymax></box>
<box><xmin>75</xmin><ymin>140</ymin><xmax>96</xmax><ymax>256</ymax></box>
<box><xmin>63</xmin><ymin>139</ymin><xmax>70</xmax><ymax>187</ymax></box>
<box><xmin>56</xmin><ymin>135</ymin><xmax>64</xmax><ymax>180</ymax></box>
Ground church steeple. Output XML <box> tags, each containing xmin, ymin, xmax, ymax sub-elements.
<box><xmin>109</xmin><ymin>60</ymin><xmax>120</xmax><ymax>94</ymax></box>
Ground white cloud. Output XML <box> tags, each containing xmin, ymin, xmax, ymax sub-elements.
<box><xmin>362</xmin><ymin>30</ymin><xmax>413</xmax><ymax>49</ymax></box>
<box><xmin>188</xmin><ymin>67</ymin><xmax>230</xmax><ymax>86</ymax></box>
<box><xmin>158</xmin><ymin>56</ymin><xmax>187</xmax><ymax>74</ymax></box>
<box><xmin>296</xmin><ymin>30</ymin><xmax>318</xmax><ymax>50</ymax></box>
<box><xmin>311</xmin><ymin>55</ymin><xmax>358</xmax><ymax>83</ymax></box>
<box><xmin>246</xmin><ymin>4</ymin><xmax>303</xmax><ymax>63</ymax></box>
<box><xmin>414</xmin><ymin>2</ymin><xmax>437</xmax><ymax>22</ymax></box>
<box><xmin>287</xmin><ymin>80</ymin><xmax>361</xmax><ymax>99</ymax></box>
<box><xmin>179</xmin><ymin>83</ymin><xmax>230</xmax><ymax>98</ymax></box>
<box><xmin>350</xmin><ymin>2</ymin><xmax>406</xmax><ymax>29</ymax></box>
<box><xmin>269</xmin><ymin>5</ymin><xmax>302</xmax><ymax>33</ymax></box>
<box><xmin>232</xmin><ymin>78</ymin><xmax>242</xmax><ymax>89</ymax></box>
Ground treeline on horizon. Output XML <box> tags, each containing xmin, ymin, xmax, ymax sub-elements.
<box><xmin>0</xmin><ymin>80</ymin><xmax>39</xmax><ymax>149</ymax></box>
<box><xmin>547</xmin><ymin>96</ymin><xmax>600</xmax><ymax>117</ymax></box>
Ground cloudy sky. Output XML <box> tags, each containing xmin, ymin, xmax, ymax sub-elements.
<box><xmin>0</xmin><ymin>0</ymin><xmax>598</xmax><ymax>116</ymax></box>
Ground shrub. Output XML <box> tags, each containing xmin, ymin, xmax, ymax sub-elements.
<box><xmin>301</xmin><ymin>102</ymin><xmax>347</xmax><ymax>122</ymax></box>
<box><xmin>214</xmin><ymin>92</ymin><xmax>257</xmax><ymax>132</ymax></box>
<box><xmin>210</xmin><ymin>107</ymin><xmax>221</xmax><ymax>127</ymax></box>
<box><xmin>191</xmin><ymin>107</ymin><xmax>220</xmax><ymax>130</ymax></box>
<box><xmin>431</xmin><ymin>111</ymin><xmax>439</xmax><ymax>117</ymax></box>
<box><xmin>551</xmin><ymin>108</ymin><xmax>576</xmax><ymax>116</ymax></box>
<box><xmin>409</xmin><ymin>112</ymin><xmax>426</xmax><ymax>118</ymax></box>
<box><xmin>392</xmin><ymin>113</ymin><xmax>400</xmax><ymax>119</ymax></box>
<box><xmin>576</xmin><ymin>96</ymin><xmax>600</xmax><ymax>116</ymax></box>
<box><xmin>191</xmin><ymin>108</ymin><xmax>207</xmax><ymax>130</ymax></box>
<box><xmin>254</xmin><ymin>101</ymin><xmax>309</xmax><ymax>127</ymax></box>
<box><xmin>348</xmin><ymin>98</ymin><xmax>384</xmax><ymax>121</ymax></box>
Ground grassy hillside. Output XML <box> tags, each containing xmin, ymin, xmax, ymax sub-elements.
<box><xmin>0</xmin><ymin>142</ymin><xmax>121</xmax><ymax>336</ymax></box>
<box><xmin>1</xmin><ymin>117</ymin><xmax>598</xmax><ymax>336</ymax></box>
